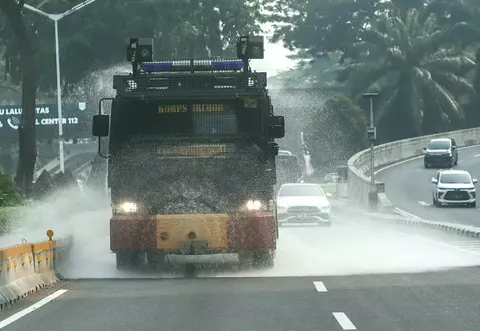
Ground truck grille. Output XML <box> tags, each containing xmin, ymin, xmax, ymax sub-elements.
<box><xmin>444</xmin><ymin>191</ymin><xmax>470</xmax><ymax>201</ymax></box>
<box><xmin>287</xmin><ymin>206</ymin><xmax>320</xmax><ymax>214</ymax></box>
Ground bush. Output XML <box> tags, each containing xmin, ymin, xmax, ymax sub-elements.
<box><xmin>305</xmin><ymin>94</ymin><xmax>368</xmax><ymax>171</ymax></box>
<box><xmin>0</xmin><ymin>172</ymin><xmax>23</xmax><ymax>207</ymax></box>
<box><xmin>0</xmin><ymin>172</ymin><xmax>23</xmax><ymax>235</ymax></box>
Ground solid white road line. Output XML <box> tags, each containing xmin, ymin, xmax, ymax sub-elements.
<box><xmin>333</xmin><ymin>312</ymin><xmax>357</xmax><ymax>330</ymax></box>
<box><xmin>313</xmin><ymin>281</ymin><xmax>327</xmax><ymax>292</ymax></box>
<box><xmin>474</xmin><ymin>154</ymin><xmax>480</xmax><ymax>158</ymax></box>
<box><xmin>0</xmin><ymin>289</ymin><xmax>68</xmax><ymax>329</ymax></box>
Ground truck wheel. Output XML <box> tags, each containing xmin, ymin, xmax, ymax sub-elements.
<box><xmin>238</xmin><ymin>251</ymin><xmax>254</xmax><ymax>269</ymax></box>
<box><xmin>116</xmin><ymin>251</ymin><xmax>140</xmax><ymax>270</ymax></box>
<box><xmin>253</xmin><ymin>249</ymin><xmax>275</xmax><ymax>269</ymax></box>
<box><xmin>146</xmin><ymin>251</ymin><xmax>167</xmax><ymax>270</ymax></box>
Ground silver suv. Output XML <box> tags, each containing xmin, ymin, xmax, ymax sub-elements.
<box><xmin>431</xmin><ymin>169</ymin><xmax>477</xmax><ymax>207</ymax></box>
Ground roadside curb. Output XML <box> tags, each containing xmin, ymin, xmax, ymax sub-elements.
<box><xmin>366</xmin><ymin>212</ymin><xmax>480</xmax><ymax>239</ymax></box>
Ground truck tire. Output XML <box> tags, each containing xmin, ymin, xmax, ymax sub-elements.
<box><xmin>252</xmin><ymin>249</ymin><xmax>275</xmax><ymax>269</ymax></box>
<box><xmin>116</xmin><ymin>251</ymin><xmax>140</xmax><ymax>270</ymax></box>
<box><xmin>146</xmin><ymin>251</ymin><xmax>167</xmax><ymax>270</ymax></box>
<box><xmin>238</xmin><ymin>250</ymin><xmax>254</xmax><ymax>269</ymax></box>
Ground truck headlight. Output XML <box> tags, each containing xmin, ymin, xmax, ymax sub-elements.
<box><xmin>240</xmin><ymin>199</ymin><xmax>271</xmax><ymax>211</ymax></box>
<box><xmin>116</xmin><ymin>201</ymin><xmax>139</xmax><ymax>213</ymax></box>
<box><xmin>246</xmin><ymin>200</ymin><xmax>262</xmax><ymax>211</ymax></box>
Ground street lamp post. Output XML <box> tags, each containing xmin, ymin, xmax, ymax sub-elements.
<box><xmin>23</xmin><ymin>0</ymin><xmax>98</xmax><ymax>173</ymax></box>
<box><xmin>362</xmin><ymin>92</ymin><xmax>379</xmax><ymax>210</ymax></box>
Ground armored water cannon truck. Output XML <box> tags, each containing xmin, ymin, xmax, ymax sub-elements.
<box><xmin>92</xmin><ymin>36</ymin><xmax>285</xmax><ymax>270</ymax></box>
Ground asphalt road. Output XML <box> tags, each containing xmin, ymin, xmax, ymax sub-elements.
<box><xmin>3</xmin><ymin>206</ymin><xmax>480</xmax><ymax>330</ymax></box>
<box><xmin>377</xmin><ymin>145</ymin><xmax>480</xmax><ymax>226</ymax></box>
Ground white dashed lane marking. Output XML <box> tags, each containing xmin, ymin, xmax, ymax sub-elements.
<box><xmin>313</xmin><ymin>281</ymin><xmax>327</xmax><ymax>292</ymax></box>
<box><xmin>333</xmin><ymin>312</ymin><xmax>357</xmax><ymax>330</ymax></box>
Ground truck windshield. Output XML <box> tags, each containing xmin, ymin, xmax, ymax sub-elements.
<box><xmin>109</xmin><ymin>141</ymin><xmax>270</xmax><ymax>214</ymax></box>
<box><xmin>111</xmin><ymin>98</ymin><xmax>262</xmax><ymax>140</ymax></box>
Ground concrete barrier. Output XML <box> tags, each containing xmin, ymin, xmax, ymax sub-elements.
<box><xmin>0</xmin><ymin>234</ymin><xmax>72</xmax><ymax>310</ymax></box>
<box><xmin>347</xmin><ymin>127</ymin><xmax>480</xmax><ymax>209</ymax></box>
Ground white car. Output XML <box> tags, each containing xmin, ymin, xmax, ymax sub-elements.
<box><xmin>275</xmin><ymin>183</ymin><xmax>331</xmax><ymax>226</ymax></box>
<box><xmin>431</xmin><ymin>169</ymin><xmax>477</xmax><ymax>207</ymax></box>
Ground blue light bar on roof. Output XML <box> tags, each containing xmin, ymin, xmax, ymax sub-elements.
<box><xmin>141</xmin><ymin>62</ymin><xmax>172</xmax><ymax>72</ymax></box>
<box><xmin>140</xmin><ymin>59</ymin><xmax>244</xmax><ymax>72</ymax></box>
<box><xmin>212</xmin><ymin>60</ymin><xmax>243</xmax><ymax>70</ymax></box>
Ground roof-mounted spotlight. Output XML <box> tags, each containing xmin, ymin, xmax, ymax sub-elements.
<box><xmin>236</xmin><ymin>35</ymin><xmax>264</xmax><ymax>60</ymax></box>
<box><xmin>127</xmin><ymin>38</ymin><xmax>154</xmax><ymax>62</ymax></box>
<box><xmin>127</xmin><ymin>38</ymin><xmax>154</xmax><ymax>75</ymax></box>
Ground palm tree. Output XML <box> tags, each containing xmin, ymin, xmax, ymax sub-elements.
<box><xmin>423</xmin><ymin>0</ymin><xmax>480</xmax><ymax>124</ymax></box>
<box><xmin>335</xmin><ymin>7</ymin><xmax>477</xmax><ymax>142</ymax></box>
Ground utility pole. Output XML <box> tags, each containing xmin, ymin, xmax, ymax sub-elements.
<box><xmin>24</xmin><ymin>0</ymin><xmax>98</xmax><ymax>173</ymax></box>
<box><xmin>362</xmin><ymin>92</ymin><xmax>379</xmax><ymax>210</ymax></box>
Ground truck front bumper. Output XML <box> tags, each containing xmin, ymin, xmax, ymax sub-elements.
<box><xmin>110</xmin><ymin>212</ymin><xmax>277</xmax><ymax>253</ymax></box>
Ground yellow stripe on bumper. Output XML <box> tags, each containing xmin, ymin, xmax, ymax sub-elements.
<box><xmin>155</xmin><ymin>214</ymin><xmax>228</xmax><ymax>249</ymax></box>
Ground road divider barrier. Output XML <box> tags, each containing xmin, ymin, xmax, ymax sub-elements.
<box><xmin>347</xmin><ymin>127</ymin><xmax>480</xmax><ymax>210</ymax></box>
<box><xmin>0</xmin><ymin>232</ymin><xmax>72</xmax><ymax>310</ymax></box>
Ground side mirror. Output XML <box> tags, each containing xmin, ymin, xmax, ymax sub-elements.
<box><xmin>431</xmin><ymin>177</ymin><xmax>438</xmax><ymax>184</ymax></box>
<box><xmin>267</xmin><ymin>115</ymin><xmax>285</xmax><ymax>139</ymax></box>
<box><xmin>473</xmin><ymin>179</ymin><xmax>478</xmax><ymax>184</ymax></box>
<box><xmin>92</xmin><ymin>114</ymin><xmax>110</xmax><ymax>137</ymax></box>
<box><xmin>422</xmin><ymin>147</ymin><xmax>426</xmax><ymax>153</ymax></box>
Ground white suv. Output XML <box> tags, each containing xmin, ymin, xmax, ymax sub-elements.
<box><xmin>431</xmin><ymin>169</ymin><xmax>477</xmax><ymax>207</ymax></box>
<box><xmin>276</xmin><ymin>183</ymin><xmax>331</xmax><ymax>226</ymax></box>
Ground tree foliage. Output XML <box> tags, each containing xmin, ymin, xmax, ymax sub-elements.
<box><xmin>0</xmin><ymin>171</ymin><xmax>23</xmax><ymax>207</ymax></box>
<box><xmin>0</xmin><ymin>0</ymin><xmax>38</xmax><ymax>194</ymax></box>
<box><xmin>337</xmin><ymin>8</ymin><xmax>478</xmax><ymax>140</ymax></box>
<box><xmin>270</xmin><ymin>0</ymin><xmax>480</xmax><ymax>143</ymax></box>
<box><xmin>304</xmin><ymin>95</ymin><xmax>367</xmax><ymax>170</ymax></box>
<box><xmin>1</xmin><ymin>0</ymin><xmax>272</xmax><ymax>95</ymax></box>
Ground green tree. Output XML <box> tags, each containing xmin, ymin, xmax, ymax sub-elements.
<box><xmin>266</xmin><ymin>0</ymin><xmax>428</xmax><ymax>61</ymax></box>
<box><xmin>1</xmin><ymin>0</ymin><xmax>273</xmax><ymax>96</ymax></box>
<box><xmin>270</xmin><ymin>52</ymin><xmax>344</xmax><ymax>90</ymax></box>
<box><xmin>335</xmin><ymin>8</ymin><xmax>477</xmax><ymax>141</ymax></box>
<box><xmin>304</xmin><ymin>94</ymin><xmax>367</xmax><ymax>171</ymax></box>
<box><xmin>423</xmin><ymin>0</ymin><xmax>480</xmax><ymax>124</ymax></box>
<box><xmin>266</xmin><ymin>0</ymin><xmax>380</xmax><ymax>60</ymax></box>
<box><xmin>0</xmin><ymin>171</ymin><xmax>23</xmax><ymax>207</ymax></box>
<box><xmin>0</xmin><ymin>0</ymin><xmax>38</xmax><ymax>194</ymax></box>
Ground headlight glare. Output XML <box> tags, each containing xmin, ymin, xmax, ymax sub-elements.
<box><xmin>246</xmin><ymin>200</ymin><xmax>262</xmax><ymax>211</ymax></box>
<box><xmin>118</xmin><ymin>201</ymin><xmax>138</xmax><ymax>213</ymax></box>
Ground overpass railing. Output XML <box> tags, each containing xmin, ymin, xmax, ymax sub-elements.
<box><xmin>347</xmin><ymin>127</ymin><xmax>480</xmax><ymax>210</ymax></box>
